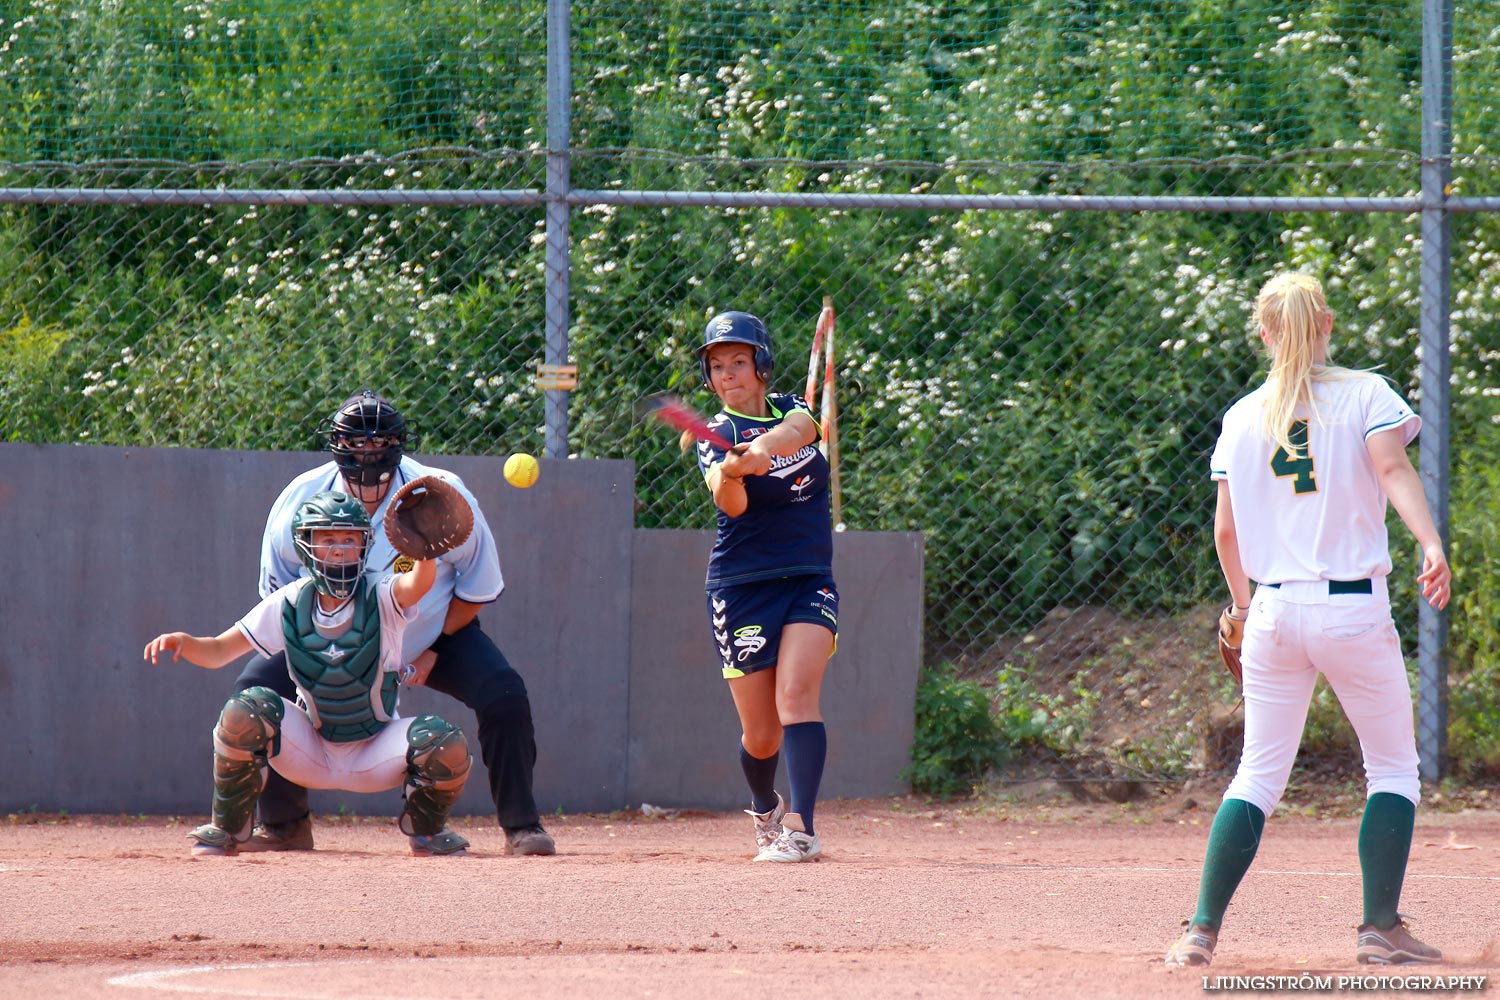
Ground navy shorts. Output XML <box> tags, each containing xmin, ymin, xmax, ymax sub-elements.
<box><xmin>707</xmin><ymin>574</ymin><xmax>839</xmax><ymax>679</ymax></box>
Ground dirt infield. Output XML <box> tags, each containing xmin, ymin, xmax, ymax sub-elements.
<box><xmin>4</xmin><ymin>796</ymin><xmax>1498</xmax><ymax>999</ymax></box>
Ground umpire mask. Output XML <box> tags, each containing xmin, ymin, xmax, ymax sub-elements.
<box><xmin>322</xmin><ymin>390</ymin><xmax>411</xmax><ymax>491</ymax></box>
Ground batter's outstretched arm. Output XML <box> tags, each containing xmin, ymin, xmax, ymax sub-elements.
<box><xmin>712</xmin><ymin>411</ymin><xmax>818</xmax><ymax>518</ymax></box>
<box><xmin>719</xmin><ymin>412</ymin><xmax>817</xmax><ymax>482</ymax></box>
<box><xmin>1367</xmin><ymin>429</ymin><xmax>1451</xmax><ymax>610</ymax></box>
<box><xmin>1212</xmin><ymin>480</ymin><xmax>1253</xmax><ymax>612</ymax></box>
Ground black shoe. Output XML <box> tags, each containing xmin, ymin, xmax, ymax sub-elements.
<box><xmin>504</xmin><ymin>824</ymin><xmax>556</xmax><ymax>856</ymax></box>
<box><xmin>238</xmin><ymin>816</ymin><xmax>315</xmax><ymax>852</ymax></box>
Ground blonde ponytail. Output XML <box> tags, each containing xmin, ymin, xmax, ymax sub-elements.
<box><xmin>1254</xmin><ymin>272</ymin><xmax>1366</xmax><ymax>454</ymax></box>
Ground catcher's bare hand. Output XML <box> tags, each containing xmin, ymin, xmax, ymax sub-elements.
<box><xmin>403</xmin><ymin>648</ymin><xmax>439</xmax><ymax>686</ymax></box>
<box><xmin>1217</xmin><ymin>605</ymin><xmax>1245</xmax><ymax>685</ymax></box>
<box><xmin>144</xmin><ymin>632</ymin><xmax>188</xmax><ymax>664</ymax></box>
<box><xmin>384</xmin><ymin>475</ymin><xmax>474</xmax><ymax>560</ymax></box>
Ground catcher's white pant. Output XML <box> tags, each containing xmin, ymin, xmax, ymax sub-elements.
<box><xmin>269</xmin><ymin>703</ymin><xmax>414</xmax><ymax>793</ymax></box>
<box><xmin>1223</xmin><ymin>576</ymin><xmax>1421</xmax><ymax>816</ymax></box>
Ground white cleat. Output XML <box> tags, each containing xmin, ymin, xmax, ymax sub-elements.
<box><xmin>754</xmin><ymin>812</ymin><xmax>822</xmax><ymax>862</ymax></box>
<box><xmin>745</xmin><ymin>792</ymin><xmax>786</xmax><ymax>853</ymax></box>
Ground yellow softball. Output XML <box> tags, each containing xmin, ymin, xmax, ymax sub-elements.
<box><xmin>504</xmin><ymin>452</ymin><xmax>539</xmax><ymax>488</ymax></box>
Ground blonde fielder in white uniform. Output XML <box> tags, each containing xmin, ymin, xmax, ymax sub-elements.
<box><xmin>1166</xmin><ymin>273</ymin><xmax>1451</xmax><ymax>969</ymax></box>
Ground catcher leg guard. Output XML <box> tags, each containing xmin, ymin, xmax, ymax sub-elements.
<box><xmin>398</xmin><ymin>715</ymin><xmax>471</xmax><ymax>839</ymax></box>
<box><xmin>187</xmin><ymin>824</ymin><xmax>238</xmax><ymax>857</ymax></box>
<box><xmin>209</xmin><ymin>687</ymin><xmax>285</xmax><ymax>843</ymax></box>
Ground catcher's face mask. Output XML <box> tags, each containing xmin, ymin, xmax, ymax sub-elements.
<box><xmin>323</xmin><ymin>390</ymin><xmax>411</xmax><ymax>491</ymax></box>
<box><xmin>291</xmin><ymin>492</ymin><xmax>373</xmax><ymax>599</ymax></box>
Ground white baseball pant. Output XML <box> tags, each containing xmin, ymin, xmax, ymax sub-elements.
<box><xmin>1223</xmin><ymin>577</ymin><xmax>1421</xmax><ymax>815</ymax></box>
<box><xmin>269</xmin><ymin>704</ymin><xmax>415</xmax><ymax>794</ymax></box>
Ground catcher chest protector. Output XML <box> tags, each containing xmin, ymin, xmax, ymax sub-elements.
<box><xmin>291</xmin><ymin>491</ymin><xmax>372</xmax><ymax>599</ymax></box>
<box><xmin>281</xmin><ymin>580</ymin><xmax>395</xmax><ymax>743</ymax></box>
<box><xmin>324</xmin><ymin>389</ymin><xmax>410</xmax><ymax>490</ymax></box>
<box><xmin>698</xmin><ymin>311</ymin><xmax>774</xmax><ymax>389</ymax></box>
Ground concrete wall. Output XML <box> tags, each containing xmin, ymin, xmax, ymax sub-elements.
<box><xmin>626</xmin><ymin>530</ymin><xmax>923</xmax><ymax>810</ymax></box>
<box><xmin>0</xmin><ymin>442</ymin><xmax>921</xmax><ymax>819</ymax></box>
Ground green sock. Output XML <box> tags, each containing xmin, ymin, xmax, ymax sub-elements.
<box><xmin>1190</xmin><ymin>798</ymin><xmax>1266</xmax><ymax>930</ymax></box>
<box><xmin>1359</xmin><ymin>792</ymin><xmax>1416</xmax><ymax>929</ymax></box>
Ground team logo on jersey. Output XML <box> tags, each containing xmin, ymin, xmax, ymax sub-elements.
<box><xmin>393</xmin><ymin>556</ymin><xmax>415</xmax><ymax>574</ymax></box>
<box><xmin>790</xmin><ymin>475</ymin><xmax>814</xmax><ymax>501</ymax></box>
<box><xmin>733</xmin><ymin>624</ymin><xmax>768</xmax><ymax>661</ymax></box>
<box><xmin>770</xmin><ymin>448</ymin><xmax>818</xmax><ymax>478</ymax></box>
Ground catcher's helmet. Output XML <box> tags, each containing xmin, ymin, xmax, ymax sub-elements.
<box><xmin>322</xmin><ymin>390</ymin><xmax>412</xmax><ymax>490</ymax></box>
<box><xmin>697</xmin><ymin>311</ymin><xmax>773</xmax><ymax>390</ymax></box>
<box><xmin>291</xmin><ymin>491</ymin><xmax>373</xmax><ymax>599</ymax></box>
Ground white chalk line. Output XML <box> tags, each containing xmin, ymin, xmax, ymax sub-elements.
<box><xmin>107</xmin><ymin>959</ymin><xmax>433</xmax><ymax>999</ymax></box>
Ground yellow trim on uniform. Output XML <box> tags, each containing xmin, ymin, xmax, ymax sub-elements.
<box><xmin>723</xmin><ymin>397</ymin><xmax>822</xmax><ymax>438</ymax></box>
<box><xmin>721</xmin><ymin>665</ymin><xmax>746</xmax><ymax>680</ymax></box>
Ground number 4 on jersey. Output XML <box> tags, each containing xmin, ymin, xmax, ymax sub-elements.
<box><xmin>1270</xmin><ymin>419</ymin><xmax>1317</xmax><ymax>495</ymax></box>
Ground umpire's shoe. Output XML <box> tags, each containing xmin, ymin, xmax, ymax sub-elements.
<box><xmin>1164</xmin><ymin>924</ymin><xmax>1218</xmax><ymax>967</ymax></box>
<box><xmin>504</xmin><ymin>824</ymin><xmax>556</xmax><ymax>856</ymax></box>
<box><xmin>239</xmin><ymin>816</ymin><xmax>315</xmax><ymax>852</ymax></box>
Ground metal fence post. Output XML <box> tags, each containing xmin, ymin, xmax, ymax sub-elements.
<box><xmin>544</xmin><ymin>0</ymin><xmax>573</xmax><ymax>459</ymax></box>
<box><xmin>1417</xmin><ymin>0</ymin><xmax>1453</xmax><ymax>782</ymax></box>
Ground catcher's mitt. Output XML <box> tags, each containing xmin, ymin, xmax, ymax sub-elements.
<box><xmin>383</xmin><ymin>475</ymin><xmax>474</xmax><ymax>560</ymax></box>
<box><xmin>1217</xmin><ymin>606</ymin><xmax>1245</xmax><ymax>685</ymax></box>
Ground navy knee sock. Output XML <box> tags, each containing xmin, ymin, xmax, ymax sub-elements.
<box><xmin>782</xmin><ymin>721</ymin><xmax>827</xmax><ymax>835</ymax></box>
<box><xmin>739</xmin><ymin>744</ymin><xmax>780</xmax><ymax>816</ymax></box>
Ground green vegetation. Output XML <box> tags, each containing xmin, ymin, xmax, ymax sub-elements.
<box><xmin>902</xmin><ymin>665</ymin><xmax>1008</xmax><ymax>797</ymax></box>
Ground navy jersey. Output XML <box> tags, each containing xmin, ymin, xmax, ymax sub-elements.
<box><xmin>696</xmin><ymin>393</ymin><xmax>834</xmax><ymax>587</ymax></box>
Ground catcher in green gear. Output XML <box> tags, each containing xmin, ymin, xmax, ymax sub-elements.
<box><xmin>145</xmin><ymin>490</ymin><xmax>473</xmax><ymax>857</ymax></box>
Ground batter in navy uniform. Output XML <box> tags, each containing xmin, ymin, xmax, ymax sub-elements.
<box><xmin>690</xmin><ymin>310</ymin><xmax>838</xmax><ymax>863</ymax></box>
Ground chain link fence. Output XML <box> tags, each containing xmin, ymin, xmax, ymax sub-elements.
<box><xmin>3</xmin><ymin>1</ymin><xmax>1498</xmax><ymax>788</ymax></box>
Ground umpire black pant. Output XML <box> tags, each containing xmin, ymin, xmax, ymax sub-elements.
<box><xmin>234</xmin><ymin>618</ymin><xmax>542</xmax><ymax>831</ymax></box>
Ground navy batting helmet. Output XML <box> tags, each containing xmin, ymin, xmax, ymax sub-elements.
<box><xmin>321</xmin><ymin>390</ymin><xmax>412</xmax><ymax>490</ymax></box>
<box><xmin>697</xmin><ymin>311</ymin><xmax>773</xmax><ymax>390</ymax></box>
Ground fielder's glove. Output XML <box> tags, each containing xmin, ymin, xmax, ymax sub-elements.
<box><xmin>1217</xmin><ymin>605</ymin><xmax>1246</xmax><ymax>685</ymax></box>
<box><xmin>384</xmin><ymin>475</ymin><xmax>474</xmax><ymax>560</ymax></box>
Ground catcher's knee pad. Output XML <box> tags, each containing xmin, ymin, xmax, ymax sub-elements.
<box><xmin>213</xmin><ymin>686</ymin><xmax>284</xmax><ymax>759</ymax></box>
<box><xmin>399</xmin><ymin>716</ymin><xmax>471</xmax><ymax>837</ymax></box>
<box><xmin>406</xmin><ymin>715</ymin><xmax>471</xmax><ymax>788</ymax></box>
<box><xmin>210</xmin><ymin>687</ymin><xmax>284</xmax><ymax>842</ymax></box>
